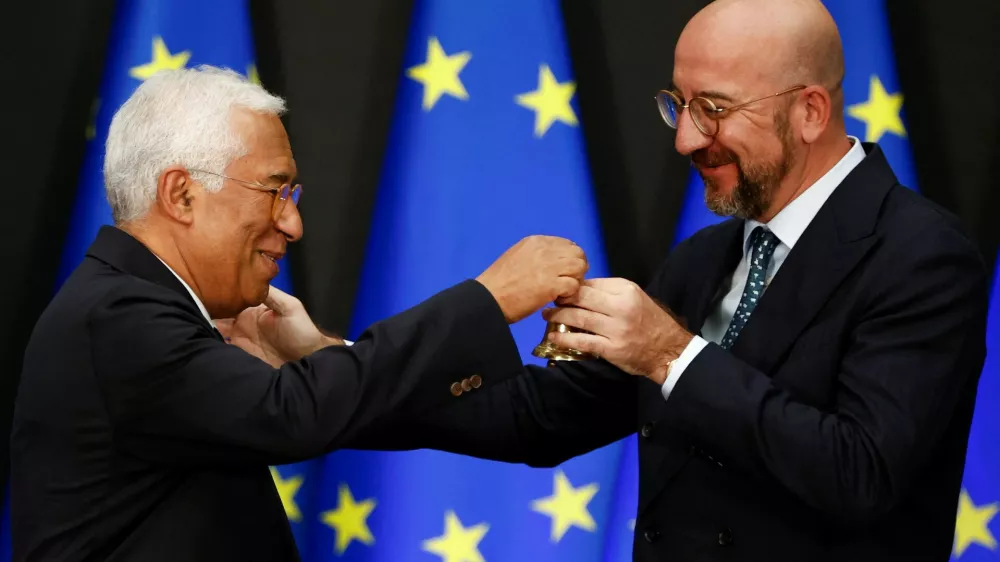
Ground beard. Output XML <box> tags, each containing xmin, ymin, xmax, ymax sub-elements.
<box><xmin>693</xmin><ymin>110</ymin><xmax>795</xmax><ymax>220</ymax></box>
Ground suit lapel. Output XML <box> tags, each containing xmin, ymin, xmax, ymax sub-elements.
<box><xmin>726</xmin><ymin>143</ymin><xmax>898</xmax><ymax>372</ymax></box>
<box><xmin>86</xmin><ymin>226</ymin><xmax>219</xmax><ymax>336</ymax></box>
<box><xmin>727</xmin><ymin>207</ymin><xmax>875</xmax><ymax>372</ymax></box>
<box><xmin>682</xmin><ymin>219</ymin><xmax>744</xmax><ymax>335</ymax></box>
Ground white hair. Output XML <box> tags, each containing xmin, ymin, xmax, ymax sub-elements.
<box><xmin>103</xmin><ymin>65</ymin><xmax>287</xmax><ymax>223</ymax></box>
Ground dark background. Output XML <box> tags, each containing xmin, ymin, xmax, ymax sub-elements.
<box><xmin>2</xmin><ymin>0</ymin><xmax>998</xmax><ymax>493</ymax></box>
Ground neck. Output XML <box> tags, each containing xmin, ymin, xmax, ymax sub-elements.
<box><xmin>120</xmin><ymin>220</ymin><xmax>205</xmax><ymax>305</ymax></box>
<box><xmin>756</xmin><ymin>132</ymin><xmax>852</xmax><ymax>223</ymax></box>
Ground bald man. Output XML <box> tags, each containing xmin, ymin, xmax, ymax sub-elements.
<box><xmin>236</xmin><ymin>0</ymin><xmax>987</xmax><ymax>559</ymax></box>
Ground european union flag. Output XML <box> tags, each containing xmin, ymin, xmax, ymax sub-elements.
<box><xmin>951</xmin><ymin>255</ymin><xmax>1000</xmax><ymax>561</ymax></box>
<box><xmin>267</xmin><ymin>1</ymin><xmax>637</xmax><ymax>560</ymax></box>
<box><xmin>672</xmin><ymin>0</ymin><xmax>918</xmax><ymax>245</ymax></box>
<box><xmin>0</xmin><ymin>0</ymin><xmax>291</xmax><ymax>557</ymax></box>
<box><xmin>53</xmin><ymin>0</ymin><xmax>293</xmax><ymax>293</ymax></box>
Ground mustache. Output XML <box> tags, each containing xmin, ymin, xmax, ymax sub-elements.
<box><xmin>692</xmin><ymin>148</ymin><xmax>738</xmax><ymax>168</ymax></box>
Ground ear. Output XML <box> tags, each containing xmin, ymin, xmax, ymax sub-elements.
<box><xmin>797</xmin><ymin>85</ymin><xmax>832</xmax><ymax>144</ymax></box>
<box><xmin>155</xmin><ymin>165</ymin><xmax>198</xmax><ymax>225</ymax></box>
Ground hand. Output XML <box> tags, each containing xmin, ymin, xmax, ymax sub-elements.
<box><xmin>476</xmin><ymin>235</ymin><xmax>588</xmax><ymax>323</ymax></box>
<box><xmin>215</xmin><ymin>285</ymin><xmax>342</xmax><ymax>367</ymax></box>
<box><xmin>542</xmin><ymin>278</ymin><xmax>693</xmax><ymax>384</ymax></box>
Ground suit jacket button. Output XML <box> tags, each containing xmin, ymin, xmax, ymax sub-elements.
<box><xmin>640</xmin><ymin>422</ymin><xmax>654</xmax><ymax>438</ymax></box>
<box><xmin>450</xmin><ymin>382</ymin><xmax>463</xmax><ymax>396</ymax></box>
<box><xmin>643</xmin><ymin>527</ymin><xmax>660</xmax><ymax>543</ymax></box>
<box><xmin>469</xmin><ymin>374</ymin><xmax>482</xmax><ymax>388</ymax></box>
<box><xmin>461</xmin><ymin>378</ymin><xmax>472</xmax><ymax>392</ymax></box>
<box><xmin>718</xmin><ymin>527</ymin><xmax>733</xmax><ymax>546</ymax></box>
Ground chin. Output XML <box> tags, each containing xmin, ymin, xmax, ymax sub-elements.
<box><xmin>251</xmin><ymin>284</ymin><xmax>270</xmax><ymax>306</ymax></box>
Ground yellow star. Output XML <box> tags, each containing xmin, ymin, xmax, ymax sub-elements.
<box><xmin>530</xmin><ymin>469</ymin><xmax>599</xmax><ymax>542</ymax></box>
<box><xmin>846</xmin><ymin>75</ymin><xmax>906</xmax><ymax>143</ymax></box>
<box><xmin>129</xmin><ymin>36</ymin><xmax>191</xmax><ymax>81</ymax></box>
<box><xmin>406</xmin><ymin>37</ymin><xmax>471</xmax><ymax>111</ymax></box>
<box><xmin>247</xmin><ymin>63</ymin><xmax>261</xmax><ymax>86</ymax></box>
<box><xmin>953</xmin><ymin>488</ymin><xmax>998</xmax><ymax>558</ymax></box>
<box><xmin>319</xmin><ymin>483</ymin><xmax>377</xmax><ymax>555</ymax></box>
<box><xmin>270</xmin><ymin>467</ymin><xmax>304</xmax><ymax>523</ymax></box>
<box><xmin>515</xmin><ymin>64</ymin><xmax>578</xmax><ymax>138</ymax></box>
<box><xmin>422</xmin><ymin>510</ymin><xmax>489</xmax><ymax>562</ymax></box>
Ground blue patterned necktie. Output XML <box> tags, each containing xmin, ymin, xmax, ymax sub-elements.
<box><xmin>720</xmin><ymin>226</ymin><xmax>779</xmax><ymax>350</ymax></box>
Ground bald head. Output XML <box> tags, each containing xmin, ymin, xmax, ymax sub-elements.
<box><xmin>676</xmin><ymin>0</ymin><xmax>844</xmax><ymax>112</ymax></box>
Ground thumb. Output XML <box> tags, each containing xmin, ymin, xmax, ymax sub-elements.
<box><xmin>214</xmin><ymin>319</ymin><xmax>234</xmax><ymax>340</ymax></box>
<box><xmin>264</xmin><ymin>285</ymin><xmax>296</xmax><ymax>315</ymax></box>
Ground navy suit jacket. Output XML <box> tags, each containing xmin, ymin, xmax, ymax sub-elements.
<box><xmin>11</xmin><ymin>226</ymin><xmax>521</xmax><ymax>561</ymax></box>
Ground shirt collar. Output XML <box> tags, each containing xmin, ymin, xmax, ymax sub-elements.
<box><xmin>743</xmin><ymin>135</ymin><xmax>866</xmax><ymax>254</ymax></box>
<box><xmin>154</xmin><ymin>256</ymin><xmax>215</xmax><ymax>328</ymax></box>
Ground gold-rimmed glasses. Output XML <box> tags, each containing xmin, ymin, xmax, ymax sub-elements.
<box><xmin>654</xmin><ymin>85</ymin><xmax>806</xmax><ymax>136</ymax></box>
<box><xmin>189</xmin><ymin>168</ymin><xmax>302</xmax><ymax>222</ymax></box>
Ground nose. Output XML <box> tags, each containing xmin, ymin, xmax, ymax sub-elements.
<box><xmin>674</xmin><ymin>107</ymin><xmax>712</xmax><ymax>157</ymax></box>
<box><xmin>275</xmin><ymin>201</ymin><xmax>303</xmax><ymax>242</ymax></box>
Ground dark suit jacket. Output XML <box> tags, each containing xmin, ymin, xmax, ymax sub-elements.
<box><xmin>10</xmin><ymin>226</ymin><xmax>523</xmax><ymax>561</ymax></box>
<box><xmin>366</xmin><ymin>144</ymin><xmax>989</xmax><ymax>561</ymax></box>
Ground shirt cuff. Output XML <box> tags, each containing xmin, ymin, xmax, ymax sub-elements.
<box><xmin>661</xmin><ymin>335</ymin><xmax>709</xmax><ymax>401</ymax></box>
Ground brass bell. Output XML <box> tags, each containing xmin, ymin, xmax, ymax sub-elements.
<box><xmin>531</xmin><ymin>321</ymin><xmax>598</xmax><ymax>366</ymax></box>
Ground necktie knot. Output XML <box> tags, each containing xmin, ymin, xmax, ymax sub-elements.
<box><xmin>749</xmin><ymin>227</ymin><xmax>779</xmax><ymax>265</ymax></box>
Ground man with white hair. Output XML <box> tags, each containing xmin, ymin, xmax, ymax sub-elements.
<box><xmin>9</xmin><ymin>65</ymin><xmax>585</xmax><ymax>560</ymax></box>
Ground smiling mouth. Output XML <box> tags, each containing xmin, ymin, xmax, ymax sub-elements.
<box><xmin>258</xmin><ymin>250</ymin><xmax>284</xmax><ymax>263</ymax></box>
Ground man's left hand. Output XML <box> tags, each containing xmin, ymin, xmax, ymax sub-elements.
<box><xmin>544</xmin><ymin>278</ymin><xmax>693</xmax><ymax>385</ymax></box>
<box><xmin>215</xmin><ymin>285</ymin><xmax>342</xmax><ymax>367</ymax></box>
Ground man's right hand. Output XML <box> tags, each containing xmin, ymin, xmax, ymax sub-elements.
<box><xmin>476</xmin><ymin>235</ymin><xmax>588</xmax><ymax>323</ymax></box>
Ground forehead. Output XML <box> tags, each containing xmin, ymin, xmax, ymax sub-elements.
<box><xmin>673</xmin><ymin>22</ymin><xmax>779</xmax><ymax>99</ymax></box>
<box><xmin>228</xmin><ymin>109</ymin><xmax>297</xmax><ymax>179</ymax></box>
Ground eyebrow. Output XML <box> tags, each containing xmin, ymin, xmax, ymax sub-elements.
<box><xmin>695</xmin><ymin>89</ymin><xmax>737</xmax><ymax>103</ymax></box>
<box><xmin>266</xmin><ymin>172</ymin><xmax>293</xmax><ymax>185</ymax></box>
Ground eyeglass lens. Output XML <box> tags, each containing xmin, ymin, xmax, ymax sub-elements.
<box><xmin>656</xmin><ymin>93</ymin><xmax>718</xmax><ymax>136</ymax></box>
<box><xmin>271</xmin><ymin>185</ymin><xmax>302</xmax><ymax>220</ymax></box>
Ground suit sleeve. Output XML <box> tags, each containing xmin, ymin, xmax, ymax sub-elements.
<box><xmin>661</xmin><ymin>220</ymin><xmax>989</xmax><ymax>524</ymax></box>
<box><xmin>350</xmin><ymin>351</ymin><xmax>639</xmax><ymax>468</ymax></box>
<box><xmin>89</xmin><ymin>279</ymin><xmax>524</xmax><ymax>466</ymax></box>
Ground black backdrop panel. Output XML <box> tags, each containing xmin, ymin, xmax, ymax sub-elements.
<box><xmin>0</xmin><ymin>0</ymin><xmax>117</xmax><ymax>498</ymax></box>
<box><xmin>562</xmin><ymin>0</ymin><xmax>704</xmax><ymax>286</ymax></box>
<box><xmin>886</xmin><ymin>0</ymin><xmax>1000</xmax><ymax>265</ymax></box>
<box><xmin>250</xmin><ymin>0</ymin><xmax>415</xmax><ymax>335</ymax></box>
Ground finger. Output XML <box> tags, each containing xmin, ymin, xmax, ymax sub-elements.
<box><xmin>554</xmin><ymin>276</ymin><xmax>580</xmax><ymax>298</ymax></box>
<box><xmin>547</xmin><ymin>306</ymin><xmax>611</xmax><ymax>336</ymax></box>
<box><xmin>554</xmin><ymin>255</ymin><xmax>588</xmax><ymax>278</ymax></box>
<box><xmin>563</xmin><ymin>241</ymin><xmax>586</xmax><ymax>261</ymax></box>
<box><xmin>556</xmin><ymin>284</ymin><xmax>618</xmax><ymax>315</ymax></box>
<box><xmin>581</xmin><ymin>277</ymin><xmax>630</xmax><ymax>294</ymax></box>
<box><xmin>548</xmin><ymin>331</ymin><xmax>607</xmax><ymax>357</ymax></box>
<box><xmin>264</xmin><ymin>285</ymin><xmax>295</xmax><ymax>315</ymax></box>
<box><xmin>214</xmin><ymin>319</ymin><xmax>234</xmax><ymax>340</ymax></box>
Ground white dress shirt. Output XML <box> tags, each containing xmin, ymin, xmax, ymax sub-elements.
<box><xmin>661</xmin><ymin>136</ymin><xmax>866</xmax><ymax>400</ymax></box>
<box><xmin>154</xmin><ymin>256</ymin><xmax>216</xmax><ymax>328</ymax></box>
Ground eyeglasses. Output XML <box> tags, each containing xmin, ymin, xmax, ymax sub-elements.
<box><xmin>654</xmin><ymin>85</ymin><xmax>806</xmax><ymax>137</ymax></box>
<box><xmin>189</xmin><ymin>169</ymin><xmax>302</xmax><ymax>222</ymax></box>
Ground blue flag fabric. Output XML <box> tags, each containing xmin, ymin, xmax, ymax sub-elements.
<box><xmin>0</xmin><ymin>0</ymin><xmax>292</xmax><ymax>558</ymax></box>
<box><xmin>672</xmin><ymin>0</ymin><xmax>918</xmax><ymax>245</ymax></box>
<box><xmin>951</xmin><ymin>254</ymin><xmax>1000</xmax><ymax>561</ymax></box>
<box><xmin>269</xmin><ymin>1</ymin><xmax>639</xmax><ymax>560</ymax></box>
<box><xmin>53</xmin><ymin>0</ymin><xmax>293</xmax><ymax>293</ymax></box>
